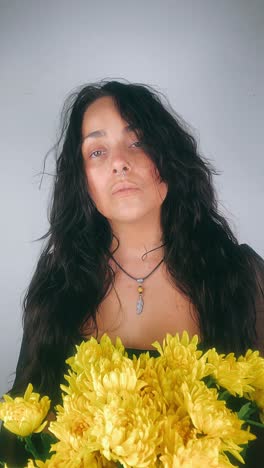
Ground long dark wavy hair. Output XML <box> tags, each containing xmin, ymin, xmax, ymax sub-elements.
<box><xmin>12</xmin><ymin>79</ymin><xmax>258</xmax><ymax>404</ymax></box>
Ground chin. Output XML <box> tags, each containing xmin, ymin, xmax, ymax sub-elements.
<box><xmin>111</xmin><ymin>207</ymin><xmax>158</xmax><ymax>224</ymax></box>
<box><xmin>112</xmin><ymin>214</ymin><xmax>145</xmax><ymax>224</ymax></box>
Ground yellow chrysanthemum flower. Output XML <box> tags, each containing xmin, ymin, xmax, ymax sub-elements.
<box><xmin>238</xmin><ymin>349</ymin><xmax>264</xmax><ymax>397</ymax></box>
<box><xmin>26</xmin><ymin>460</ymin><xmax>49</xmax><ymax>467</ymax></box>
<box><xmin>83</xmin><ymin>392</ymin><xmax>161</xmax><ymax>467</ymax></box>
<box><xmin>49</xmin><ymin>408</ymin><xmax>93</xmax><ymax>451</ymax></box>
<box><xmin>88</xmin><ymin>364</ymin><xmax>146</xmax><ymax>401</ymax></box>
<box><xmin>160</xmin><ymin>438</ymin><xmax>234</xmax><ymax>468</ymax></box>
<box><xmin>50</xmin><ymin>341</ymin><xmax>160</xmax><ymax>466</ymax></box>
<box><xmin>19</xmin><ymin>332</ymin><xmax>263</xmax><ymax>467</ymax></box>
<box><xmin>251</xmin><ymin>388</ymin><xmax>264</xmax><ymax>422</ymax></box>
<box><xmin>253</xmin><ymin>387</ymin><xmax>264</xmax><ymax>408</ymax></box>
<box><xmin>26</xmin><ymin>461</ymin><xmax>34</xmax><ymax>468</ymax></box>
<box><xmin>153</xmin><ymin>332</ymin><xmax>213</xmax><ymax>385</ymax></box>
<box><xmin>133</xmin><ymin>355</ymin><xmax>166</xmax><ymax>415</ymax></box>
<box><xmin>66</xmin><ymin>335</ymin><xmax>126</xmax><ymax>374</ymax></box>
<box><xmin>205</xmin><ymin>349</ymin><xmax>255</xmax><ymax>396</ymax></box>
<box><xmin>46</xmin><ymin>443</ymin><xmax>115</xmax><ymax>468</ymax></box>
<box><xmin>62</xmin><ymin>334</ymin><xmax>144</xmax><ymax>404</ymax></box>
<box><xmin>159</xmin><ymin>413</ymin><xmax>195</xmax><ymax>454</ymax></box>
<box><xmin>0</xmin><ymin>383</ymin><xmax>50</xmax><ymax>437</ymax></box>
<box><xmin>179</xmin><ymin>380</ymin><xmax>255</xmax><ymax>463</ymax></box>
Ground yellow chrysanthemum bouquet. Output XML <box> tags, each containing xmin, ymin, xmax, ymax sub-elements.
<box><xmin>1</xmin><ymin>332</ymin><xmax>264</xmax><ymax>467</ymax></box>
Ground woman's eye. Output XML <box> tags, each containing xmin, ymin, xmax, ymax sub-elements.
<box><xmin>131</xmin><ymin>141</ymin><xmax>142</xmax><ymax>148</ymax></box>
<box><xmin>90</xmin><ymin>150</ymin><xmax>105</xmax><ymax>158</ymax></box>
<box><xmin>88</xmin><ymin>142</ymin><xmax>141</xmax><ymax>158</ymax></box>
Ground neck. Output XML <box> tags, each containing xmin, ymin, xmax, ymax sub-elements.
<box><xmin>110</xmin><ymin>216</ymin><xmax>164</xmax><ymax>264</ymax></box>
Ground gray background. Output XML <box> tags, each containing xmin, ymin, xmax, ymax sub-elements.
<box><xmin>0</xmin><ymin>0</ymin><xmax>263</xmax><ymax>397</ymax></box>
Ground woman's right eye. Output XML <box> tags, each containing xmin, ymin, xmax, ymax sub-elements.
<box><xmin>90</xmin><ymin>150</ymin><xmax>105</xmax><ymax>158</ymax></box>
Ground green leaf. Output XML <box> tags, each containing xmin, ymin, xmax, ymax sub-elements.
<box><xmin>238</xmin><ymin>402</ymin><xmax>255</xmax><ymax>420</ymax></box>
<box><xmin>40</xmin><ymin>432</ymin><xmax>56</xmax><ymax>455</ymax></box>
<box><xmin>218</xmin><ymin>390</ymin><xmax>231</xmax><ymax>401</ymax></box>
<box><xmin>203</xmin><ymin>376</ymin><xmax>216</xmax><ymax>388</ymax></box>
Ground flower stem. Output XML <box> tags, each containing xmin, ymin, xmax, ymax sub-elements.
<box><xmin>24</xmin><ymin>435</ymin><xmax>41</xmax><ymax>459</ymax></box>
<box><xmin>245</xmin><ymin>419</ymin><xmax>264</xmax><ymax>429</ymax></box>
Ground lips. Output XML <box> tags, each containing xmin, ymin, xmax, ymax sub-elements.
<box><xmin>111</xmin><ymin>182</ymin><xmax>140</xmax><ymax>195</ymax></box>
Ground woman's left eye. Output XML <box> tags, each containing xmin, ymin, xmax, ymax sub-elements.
<box><xmin>131</xmin><ymin>141</ymin><xmax>142</xmax><ymax>148</ymax></box>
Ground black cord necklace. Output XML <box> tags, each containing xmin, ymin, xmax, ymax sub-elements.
<box><xmin>110</xmin><ymin>255</ymin><xmax>164</xmax><ymax>315</ymax></box>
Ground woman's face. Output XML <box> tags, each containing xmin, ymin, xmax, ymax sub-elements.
<box><xmin>81</xmin><ymin>96</ymin><xmax>168</xmax><ymax>224</ymax></box>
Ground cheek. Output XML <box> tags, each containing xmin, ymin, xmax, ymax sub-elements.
<box><xmin>149</xmin><ymin>165</ymin><xmax>168</xmax><ymax>202</ymax></box>
<box><xmin>148</xmin><ymin>160</ymin><xmax>163</xmax><ymax>182</ymax></box>
<box><xmin>85</xmin><ymin>170</ymin><xmax>105</xmax><ymax>208</ymax></box>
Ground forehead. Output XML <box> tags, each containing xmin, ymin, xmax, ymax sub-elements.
<box><xmin>81</xmin><ymin>96</ymin><xmax>141</xmax><ymax>143</ymax></box>
<box><xmin>85</xmin><ymin>95</ymin><xmax>116</xmax><ymax>115</ymax></box>
<box><xmin>82</xmin><ymin>96</ymin><xmax>121</xmax><ymax>129</ymax></box>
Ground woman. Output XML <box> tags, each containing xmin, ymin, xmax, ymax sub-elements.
<box><xmin>1</xmin><ymin>80</ymin><xmax>264</xmax><ymax>465</ymax></box>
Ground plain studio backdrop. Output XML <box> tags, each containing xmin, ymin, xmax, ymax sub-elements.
<box><xmin>0</xmin><ymin>0</ymin><xmax>263</xmax><ymax>397</ymax></box>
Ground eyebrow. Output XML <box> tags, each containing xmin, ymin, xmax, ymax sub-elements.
<box><xmin>82</xmin><ymin>124</ymin><xmax>137</xmax><ymax>142</ymax></box>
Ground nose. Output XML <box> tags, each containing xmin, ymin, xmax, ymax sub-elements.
<box><xmin>113</xmin><ymin>164</ymin><xmax>130</xmax><ymax>176</ymax></box>
<box><xmin>111</xmin><ymin>144</ymin><xmax>131</xmax><ymax>175</ymax></box>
